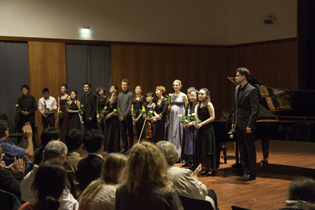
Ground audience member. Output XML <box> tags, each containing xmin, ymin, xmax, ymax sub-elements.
<box><xmin>79</xmin><ymin>153</ymin><xmax>127</xmax><ymax>210</ymax></box>
<box><xmin>0</xmin><ymin>120</ymin><xmax>33</xmax><ymax>166</ymax></box>
<box><xmin>64</xmin><ymin>129</ymin><xmax>84</xmax><ymax>198</ymax></box>
<box><xmin>19</xmin><ymin>160</ymin><xmax>67</xmax><ymax>210</ymax></box>
<box><xmin>279</xmin><ymin>177</ymin><xmax>315</xmax><ymax>210</ymax></box>
<box><xmin>33</xmin><ymin>127</ymin><xmax>60</xmax><ymax>165</ymax></box>
<box><xmin>20</xmin><ymin>140</ymin><xmax>78</xmax><ymax>210</ymax></box>
<box><xmin>0</xmin><ymin>142</ymin><xmax>26</xmax><ymax>200</ymax></box>
<box><xmin>76</xmin><ymin>129</ymin><xmax>104</xmax><ymax>191</ymax></box>
<box><xmin>115</xmin><ymin>141</ymin><xmax>179</xmax><ymax>210</ymax></box>
<box><xmin>156</xmin><ymin>140</ymin><xmax>218</xmax><ymax>210</ymax></box>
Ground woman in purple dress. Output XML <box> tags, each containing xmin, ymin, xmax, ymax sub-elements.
<box><xmin>182</xmin><ymin>89</ymin><xmax>198</xmax><ymax>167</ymax></box>
<box><xmin>167</xmin><ymin>80</ymin><xmax>188</xmax><ymax>158</ymax></box>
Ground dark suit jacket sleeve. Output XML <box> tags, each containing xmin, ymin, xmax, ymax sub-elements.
<box><xmin>89</xmin><ymin>95</ymin><xmax>97</xmax><ymax>118</ymax></box>
<box><xmin>232</xmin><ymin>87</ymin><xmax>237</xmax><ymax>125</ymax></box>
<box><xmin>0</xmin><ymin>167</ymin><xmax>22</xmax><ymax>200</ymax></box>
<box><xmin>247</xmin><ymin>87</ymin><xmax>259</xmax><ymax>129</ymax></box>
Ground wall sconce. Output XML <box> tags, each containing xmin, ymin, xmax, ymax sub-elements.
<box><xmin>80</xmin><ymin>26</ymin><xmax>91</xmax><ymax>36</ymax></box>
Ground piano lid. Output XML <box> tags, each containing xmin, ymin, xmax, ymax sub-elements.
<box><xmin>228</xmin><ymin>75</ymin><xmax>315</xmax><ymax>118</ymax></box>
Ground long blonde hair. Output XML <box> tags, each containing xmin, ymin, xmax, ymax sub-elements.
<box><xmin>79</xmin><ymin>153</ymin><xmax>127</xmax><ymax>201</ymax></box>
<box><xmin>118</xmin><ymin>141</ymin><xmax>173</xmax><ymax>193</ymax></box>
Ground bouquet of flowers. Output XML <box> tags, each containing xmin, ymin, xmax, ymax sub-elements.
<box><xmin>79</xmin><ymin>104</ymin><xmax>85</xmax><ymax>115</ymax></box>
<box><xmin>190</xmin><ymin>113</ymin><xmax>201</xmax><ymax>124</ymax></box>
<box><xmin>146</xmin><ymin>110</ymin><xmax>155</xmax><ymax>120</ymax></box>
<box><xmin>228</xmin><ymin>128</ymin><xmax>235</xmax><ymax>138</ymax></box>
<box><xmin>140</xmin><ymin>108</ymin><xmax>146</xmax><ymax>116</ymax></box>
<box><xmin>16</xmin><ymin>104</ymin><xmax>22</xmax><ymax>113</ymax></box>
<box><xmin>113</xmin><ymin>109</ymin><xmax>122</xmax><ymax>118</ymax></box>
<box><xmin>99</xmin><ymin>106</ymin><xmax>109</xmax><ymax>121</ymax></box>
<box><xmin>130</xmin><ymin>108</ymin><xmax>137</xmax><ymax>118</ymax></box>
<box><xmin>179</xmin><ymin>114</ymin><xmax>190</xmax><ymax>126</ymax></box>
<box><xmin>44</xmin><ymin>101</ymin><xmax>49</xmax><ymax>111</ymax></box>
<box><xmin>65</xmin><ymin>101</ymin><xmax>71</xmax><ymax>110</ymax></box>
<box><xmin>165</xmin><ymin>93</ymin><xmax>174</xmax><ymax>104</ymax></box>
<box><xmin>57</xmin><ymin>111</ymin><xmax>63</xmax><ymax>118</ymax></box>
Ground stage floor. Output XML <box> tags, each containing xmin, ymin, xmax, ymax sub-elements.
<box><xmin>182</xmin><ymin>140</ymin><xmax>315</xmax><ymax>210</ymax></box>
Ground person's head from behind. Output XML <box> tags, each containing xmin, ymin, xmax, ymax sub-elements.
<box><xmin>101</xmin><ymin>153</ymin><xmax>127</xmax><ymax>184</ymax></box>
<box><xmin>41</xmin><ymin>128</ymin><xmax>60</xmax><ymax>147</ymax></box>
<box><xmin>83</xmin><ymin>129</ymin><xmax>104</xmax><ymax>153</ymax></box>
<box><xmin>33</xmin><ymin>160</ymin><xmax>66</xmax><ymax>210</ymax></box>
<box><xmin>42</xmin><ymin>140</ymin><xmax>68</xmax><ymax>164</ymax></box>
<box><xmin>156</xmin><ymin>141</ymin><xmax>179</xmax><ymax>167</ymax></box>
<box><xmin>0</xmin><ymin>119</ymin><xmax>8</xmax><ymax>139</ymax></box>
<box><xmin>65</xmin><ymin>129</ymin><xmax>83</xmax><ymax>152</ymax></box>
<box><xmin>42</xmin><ymin>88</ymin><xmax>50</xmax><ymax>99</ymax></box>
<box><xmin>119</xmin><ymin>141</ymin><xmax>172</xmax><ymax>193</ymax></box>
<box><xmin>288</xmin><ymin>176</ymin><xmax>315</xmax><ymax>203</ymax></box>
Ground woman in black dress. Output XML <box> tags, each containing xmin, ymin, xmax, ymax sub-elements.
<box><xmin>194</xmin><ymin>88</ymin><xmax>217</xmax><ymax>176</ymax></box>
<box><xmin>131</xmin><ymin>85</ymin><xmax>146</xmax><ymax>141</ymax></box>
<box><xmin>103</xmin><ymin>85</ymin><xmax>120</xmax><ymax>152</ymax></box>
<box><xmin>68</xmin><ymin>90</ymin><xmax>81</xmax><ymax>130</ymax></box>
<box><xmin>143</xmin><ymin>92</ymin><xmax>156</xmax><ymax>142</ymax></box>
<box><xmin>153</xmin><ymin>86</ymin><xmax>168</xmax><ymax>143</ymax></box>
<box><xmin>57</xmin><ymin>84</ymin><xmax>69</xmax><ymax>142</ymax></box>
<box><xmin>96</xmin><ymin>86</ymin><xmax>107</xmax><ymax>134</ymax></box>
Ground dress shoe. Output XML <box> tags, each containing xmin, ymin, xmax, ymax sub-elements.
<box><xmin>205</xmin><ymin>170</ymin><xmax>216</xmax><ymax>177</ymax></box>
<box><xmin>237</xmin><ymin>174</ymin><xmax>246</xmax><ymax>180</ymax></box>
<box><xmin>120</xmin><ymin>148</ymin><xmax>128</xmax><ymax>154</ymax></box>
<box><xmin>232</xmin><ymin>163</ymin><xmax>243</xmax><ymax>168</ymax></box>
<box><xmin>240</xmin><ymin>174</ymin><xmax>256</xmax><ymax>181</ymax></box>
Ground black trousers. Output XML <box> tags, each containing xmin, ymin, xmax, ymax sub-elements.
<box><xmin>119</xmin><ymin>116</ymin><xmax>134</xmax><ymax>150</ymax></box>
<box><xmin>84</xmin><ymin>118</ymin><xmax>97</xmax><ymax>133</ymax></box>
<box><xmin>236</xmin><ymin>128</ymin><xmax>257</xmax><ymax>176</ymax></box>
<box><xmin>42</xmin><ymin>114</ymin><xmax>55</xmax><ymax>130</ymax></box>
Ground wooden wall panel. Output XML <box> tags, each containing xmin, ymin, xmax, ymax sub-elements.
<box><xmin>28</xmin><ymin>41</ymin><xmax>67</xmax><ymax>141</ymax></box>
<box><xmin>111</xmin><ymin>45</ymin><xmax>231</xmax><ymax>119</ymax></box>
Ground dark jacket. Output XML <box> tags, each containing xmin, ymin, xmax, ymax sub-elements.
<box><xmin>232</xmin><ymin>83</ymin><xmax>259</xmax><ymax>130</ymax></box>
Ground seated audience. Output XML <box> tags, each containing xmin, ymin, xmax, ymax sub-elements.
<box><xmin>19</xmin><ymin>160</ymin><xmax>67</xmax><ymax>210</ymax></box>
<box><xmin>33</xmin><ymin>127</ymin><xmax>60</xmax><ymax>165</ymax></box>
<box><xmin>20</xmin><ymin>140</ymin><xmax>78</xmax><ymax>210</ymax></box>
<box><xmin>156</xmin><ymin>141</ymin><xmax>218</xmax><ymax>210</ymax></box>
<box><xmin>115</xmin><ymin>141</ymin><xmax>179</xmax><ymax>210</ymax></box>
<box><xmin>79</xmin><ymin>153</ymin><xmax>127</xmax><ymax>210</ymax></box>
<box><xmin>0</xmin><ymin>120</ymin><xmax>33</xmax><ymax>166</ymax></box>
<box><xmin>279</xmin><ymin>176</ymin><xmax>315</xmax><ymax>210</ymax></box>
<box><xmin>64</xmin><ymin>129</ymin><xmax>84</xmax><ymax>198</ymax></box>
<box><xmin>0</xmin><ymin>142</ymin><xmax>26</xmax><ymax>200</ymax></box>
<box><xmin>76</xmin><ymin>129</ymin><xmax>104</xmax><ymax>191</ymax></box>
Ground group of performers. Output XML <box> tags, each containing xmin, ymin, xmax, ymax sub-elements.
<box><xmin>16</xmin><ymin>67</ymin><xmax>259</xmax><ymax>179</ymax></box>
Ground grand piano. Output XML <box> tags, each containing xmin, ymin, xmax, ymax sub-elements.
<box><xmin>214</xmin><ymin>76</ymin><xmax>315</xmax><ymax>166</ymax></box>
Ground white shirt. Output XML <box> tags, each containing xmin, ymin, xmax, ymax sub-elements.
<box><xmin>21</xmin><ymin>165</ymin><xmax>79</xmax><ymax>210</ymax></box>
<box><xmin>38</xmin><ymin>96</ymin><xmax>57</xmax><ymax>114</ymax></box>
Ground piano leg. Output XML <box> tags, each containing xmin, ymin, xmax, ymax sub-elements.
<box><xmin>260</xmin><ymin>139</ymin><xmax>270</xmax><ymax>166</ymax></box>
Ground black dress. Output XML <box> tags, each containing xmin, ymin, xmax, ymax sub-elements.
<box><xmin>59</xmin><ymin>96</ymin><xmax>69</xmax><ymax>142</ymax></box>
<box><xmin>195</xmin><ymin>106</ymin><xmax>218</xmax><ymax>171</ymax></box>
<box><xmin>103</xmin><ymin>98</ymin><xmax>120</xmax><ymax>152</ymax></box>
<box><xmin>132</xmin><ymin>96</ymin><xmax>146</xmax><ymax>140</ymax></box>
<box><xmin>69</xmin><ymin>101</ymin><xmax>81</xmax><ymax>130</ymax></box>
<box><xmin>153</xmin><ymin>97</ymin><xmax>168</xmax><ymax>143</ymax></box>
<box><xmin>97</xmin><ymin>97</ymin><xmax>106</xmax><ymax>133</ymax></box>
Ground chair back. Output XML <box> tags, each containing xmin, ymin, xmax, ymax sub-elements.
<box><xmin>179</xmin><ymin>195</ymin><xmax>214</xmax><ymax>210</ymax></box>
<box><xmin>0</xmin><ymin>189</ymin><xmax>21</xmax><ymax>210</ymax></box>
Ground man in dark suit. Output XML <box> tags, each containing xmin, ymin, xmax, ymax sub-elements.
<box><xmin>76</xmin><ymin>129</ymin><xmax>104</xmax><ymax>190</ymax></box>
<box><xmin>232</xmin><ymin>67</ymin><xmax>259</xmax><ymax>181</ymax></box>
<box><xmin>81</xmin><ymin>83</ymin><xmax>97</xmax><ymax>132</ymax></box>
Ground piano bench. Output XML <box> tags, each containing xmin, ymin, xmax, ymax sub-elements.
<box><xmin>220</xmin><ymin>143</ymin><xmax>227</xmax><ymax>164</ymax></box>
